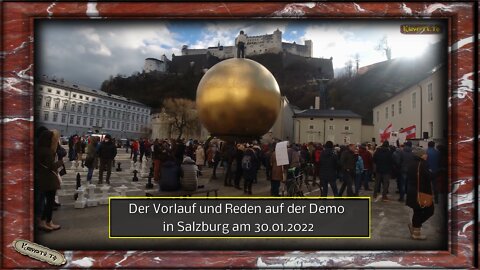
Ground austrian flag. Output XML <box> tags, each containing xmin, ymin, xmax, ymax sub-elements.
<box><xmin>400</xmin><ymin>125</ymin><xmax>416</xmax><ymax>139</ymax></box>
<box><xmin>380</xmin><ymin>123</ymin><xmax>393</xmax><ymax>142</ymax></box>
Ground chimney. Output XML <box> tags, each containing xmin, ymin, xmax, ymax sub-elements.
<box><xmin>315</xmin><ymin>96</ymin><xmax>320</xmax><ymax>110</ymax></box>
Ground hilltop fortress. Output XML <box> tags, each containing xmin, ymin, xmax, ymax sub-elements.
<box><xmin>143</xmin><ymin>29</ymin><xmax>317</xmax><ymax>74</ymax></box>
<box><xmin>181</xmin><ymin>29</ymin><xmax>313</xmax><ymax>59</ymax></box>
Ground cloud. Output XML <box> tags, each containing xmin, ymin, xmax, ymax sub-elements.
<box><xmin>37</xmin><ymin>21</ymin><xmax>185</xmax><ymax>88</ymax></box>
<box><xmin>38</xmin><ymin>20</ymin><xmax>445</xmax><ymax>87</ymax></box>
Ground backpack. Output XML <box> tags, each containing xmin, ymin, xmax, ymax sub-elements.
<box><xmin>241</xmin><ymin>155</ymin><xmax>252</xmax><ymax>171</ymax></box>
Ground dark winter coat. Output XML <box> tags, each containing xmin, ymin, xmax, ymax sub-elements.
<box><xmin>242</xmin><ymin>149</ymin><xmax>258</xmax><ymax>180</ymax></box>
<box><xmin>373</xmin><ymin>146</ymin><xmax>394</xmax><ymax>174</ymax></box>
<box><xmin>319</xmin><ymin>148</ymin><xmax>338</xmax><ymax>179</ymax></box>
<box><xmin>426</xmin><ymin>147</ymin><xmax>440</xmax><ymax>173</ymax></box>
<box><xmin>398</xmin><ymin>145</ymin><xmax>415</xmax><ymax>174</ymax></box>
<box><xmin>406</xmin><ymin>157</ymin><xmax>433</xmax><ymax>209</ymax></box>
<box><xmin>160</xmin><ymin>160</ymin><xmax>181</xmax><ymax>191</ymax></box>
<box><xmin>36</xmin><ymin>132</ymin><xmax>63</xmax><ymax>192</ymax></box>
<box><xmin>340</xmin><ymin>149</ymin><xmax>355</xmax><ymax>172</ymax></box>
<box><xmin>97</xmin><ymin>141</ymin><xmax>117</xmax><ymax>160</ymax></box>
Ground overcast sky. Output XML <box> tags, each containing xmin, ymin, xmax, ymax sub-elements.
<box><xmin>37</xmin><ymin>20</ymin><xmax>445</xmax><ymax>89</ymax></box>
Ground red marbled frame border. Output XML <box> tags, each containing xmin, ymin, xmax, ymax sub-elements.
<box><xmin>1</xmin><ymin>2</ymin><xmax>477</xmax><ymax>268</ymax></box>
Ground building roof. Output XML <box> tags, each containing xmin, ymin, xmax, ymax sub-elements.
<box><xmin>37</xmin><ymin>76</ymin><xmax>149</xmax><ymax>107</ymax></box>
<box><xmin>145</xmin><ymin>57</ymin><xmax>162</xmax><ymax>62</ymax></box>
<box><xmin>294</xmin><ymin>109</ymin><xmax>362</xmax><ymax>119</ymax></box>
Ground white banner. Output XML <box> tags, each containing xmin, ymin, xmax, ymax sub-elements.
<box><xmin>275</xmin><ymin>141</ymin><xmax>289</xmax><ymax>166</ymax></box>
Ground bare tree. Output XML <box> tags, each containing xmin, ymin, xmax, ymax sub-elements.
<box><xmin>354</xmin><ymin>53</ymin><xmax>360</xmax><ymax>73</ymax></box>
<box><xmin>376</xmin><ymin>36</ymin><xmax>392</xmax><ymax>60</ymax></box>
<box><xmin>344</xmin><ymin>59</ymin><xmax>354</xmax><ymax>78</ymax></box>
<box><xmin>162</xmin><ymin>98</ymin><xmax>198</xmax><ymax>140</ymax></box>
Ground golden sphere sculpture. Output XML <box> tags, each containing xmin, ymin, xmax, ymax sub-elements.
<box><xmin>196</xmin><ymin>58</ymin><xmax>281</xmax><ymax>139</ymax></box>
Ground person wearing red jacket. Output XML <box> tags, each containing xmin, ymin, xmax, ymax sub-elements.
<box><xmin>132</xmin><ymin>140</ymin><xmax>139</xmax><ymax>163</ymax></box>
<box><xmin>313</xmin><ymin>144</ymin><xmax>323</xmax><ymax>185</ymax></box>
<box><xmin>358</xmin><ymin>144</ymin><xmax>373</xmax><ymax>191</ymax></box>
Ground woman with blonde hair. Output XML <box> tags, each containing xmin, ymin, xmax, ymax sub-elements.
<box><xmin>35</xmin><ymin>129</ymin><xmax>63</xmax><ymax>231</ymax></box>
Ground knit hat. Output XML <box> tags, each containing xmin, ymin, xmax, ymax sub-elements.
<box><xmin>183</xmin><ymin>156</ymin><xmax>194</xmax><ymax>163</ymax></box>
<box><xmin>412</xmin><ymin>147</ymin><xmax>426</xmax><ymax>158</ymax></box>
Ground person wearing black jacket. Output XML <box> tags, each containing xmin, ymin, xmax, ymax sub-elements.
<box><xmin>373</xmin><ymin>141</ymin><xmax>394</xmax><ymax>201</ymax></box>
<box><xmin>319</xmin><ymin>141</ymin><xmax>339</xmax><ymax>197</ymax></box>
<box><xmin>339</xmin><ymin>144</ymin><xmax>356</xmax><ymax>196</ymax></box>
<box><xmin>406</xmin><ymin>147</ymin><xmax>434</xmax><ymax>240</ymax></box>
<box><xmin>97</xmin><ymin>134</ymin><xmax>117</xmax><ymax>185</ymax></box>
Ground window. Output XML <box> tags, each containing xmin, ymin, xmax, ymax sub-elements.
<box><xmin>64</xmin><ymin>92</ymin><xmax>69</xmax><ymax>96</ymax></box>
<box><xmin>83</xmin><ymin>117</ymin><xmax>87</xmax><ymax>126</ymax></box>
<box><xmin>69</xmin><ymin>115</ymin><xmax>74</xmax><ymax>124</ymax></box>
<box><xmin>117</xmin><ymin>122</ymin><xmax>120</xmax><ymax>129</ymax></box>
<box><xmin>89</xmin><ymin>118</ymin><xmax>94</xmax><ymax>126</ymax></box>
<box><xmin>376</xmin><ymin>111</ymin><xmax>379</xmax><ymax>123</ymax></box>
<box><xmin>107</xmin><ymin>120</ymin><xmax>111</xmax><ymax>128</ymax></box>
<box><xmin>61</xmin><ymin>114</ymin><xmax>66</xmax><ymax>123</ymax></box>
<box><xmin>103</xmin><ymin>109</ymin><xmax>106</xmax><ymax>117</ymax></box>
<box><xmin>91</xmin><ymin>106</ymin><xmax>95</xmax><ymax>115</ymax></box>
<box><xmin>136</xmin><ymin>124</ymin><xmax>139</xmax><ymax>131</ymax></box>
<box><xmin>96</xmin><ymin>119</ymin><xmax>100</xmax><ymax>126</ymax></box>
<box><xmin>72</xmin><ymin>94</ymin><xmax>76</xmax><ymax>98</ymax></box>
<box><xmin>344</xmin><ymin>126</ymin><xmax>350</xmax><ymax>131</ymax></box>
<box><xmin>427</xmin><ymin>83</ymin><xmax>433</xmax><ymax>101</ymax></box>
<box><xmin>108</xmin><ymin>110</ymin><xmax>111</xmax><ymax>118</ymax></box>
<box><xmin>102</xmin><ymin>119</ymin><xmax>105</xmax><ymax>127</ymax></box>
<box><xmin>76</xmin><ymin>116</ymin><xmax>81</xmax><ymax>125</ymax></box>
<box><xmin>77</xmin><ymin>104</ymin><xmax>82</xmax><ymax>113</ymax></box>
<box><xmin>36</xmin><ymin>95</ymin><xmax>42</xmax><ymax>107</ymax></box>
<box><xmin>412</xmin><ymin>92</ymin><xmax>416</xmax><ymax>109</ymax></box>
<box><xmin>96</xmin><ymin>107</ymin><xmax>101</xmax><ymax>116</ymax></box>
<box><xmin>329</xmin><ymin>125</ymin><xmax>334</xmax><ymax>131</ymax></box>
<box><xmin>429</xmin><ymin>121</ymin><xmax>434</xmax><ymax>138</ymax></box>
<box><xmin>391</xmin><ymin>104</ymin><xmax>394</xmax><ymax>117</ymax></box>
<box><xmin>54</xmin><ymin>99</ymin><xmax>60</xmax><ymax>109</ymax></box>
<box><xmin>63</xmin><ymin>101</ymin><xmax>68</xmax><ymax>111</ymax></box>
<box><xmin>44</xmin><ymin>111</ymin><xmax>49</xmax><ymax>121</ymax></box>
<box><xmin>84</xmin><ymin>105</ymin><xmax>89</xmax><ymax>114</ymax></box>
<box><xmin>71</xmin><ymin>102</ymin><xmax>76</xmax><ymax>112</ymax></box>
<box><xmin>86</xmin><ymin>97</ymin><xmax>89</xmax><ymax>101</ymax></box>
<box><xmin>112</xmin><ymin>121</ymin><xmax>116</xmax><ymax>129</ymax></box>
<box><xmin>126</xmin><ymin>123</ymin><xmax>130</xmax><ymax>131</ymax></box>
<box><xmin>121</xmin><ymin>122</ymin><xmax>124</xmax><ymax>129</ymax></box>
<box><xmin>80</xmin><ymin>95</ymin><xmax>83</xmax><ymax>99</ymax></box>
<box><xmin>385</xmin><ymin>107</ymin><xmax>389</xmax><ymax>119</ymax></box>
<box><xmin>56</xmin><ymin>90</ymin><xmax>60</xmax><ymax>95</ymax></box>
<box><xmin>45</xmin><ymin>97</ymin><xmax>51</xmax><ymax>108</ymax></box>
<box><xmin>47</xmin><ymin>88</ymin><xmax>52</xmax><ymax>93</ymax></box>
<box><xmin>309</xmin><ymin>125</ymin><xmax>314</xmax><ymax>130</ymax></box>
<box><xmin>398</xmin><ymin>100</ymin><xmax>402</xmax><ymax>114</ymax></box>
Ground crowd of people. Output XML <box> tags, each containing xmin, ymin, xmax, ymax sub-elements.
<box><xmin>34</xmin><ymin>126</ymin><xmax>445</xmax><ymax>239</ymax></box>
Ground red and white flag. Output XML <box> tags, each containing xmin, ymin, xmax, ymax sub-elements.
<box><xmin>379</xmin><ymin>123</ymin><xmax>393</xmax><ymax>142</ymax></box>
<box><xmin>400</xmin><ymin>125</ymin><xmax>416</xmax><ymax>139</ymax></box>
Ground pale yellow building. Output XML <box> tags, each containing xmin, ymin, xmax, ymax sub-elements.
<box><xmin>373</xmin><ymin>65</ymin><xmax>446</xmax><ymax>142</ymax></box>
<box><xmin>293</xmin><ymin>109</ymin><xmax>363</xmax><ymax>145</ymax></box>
